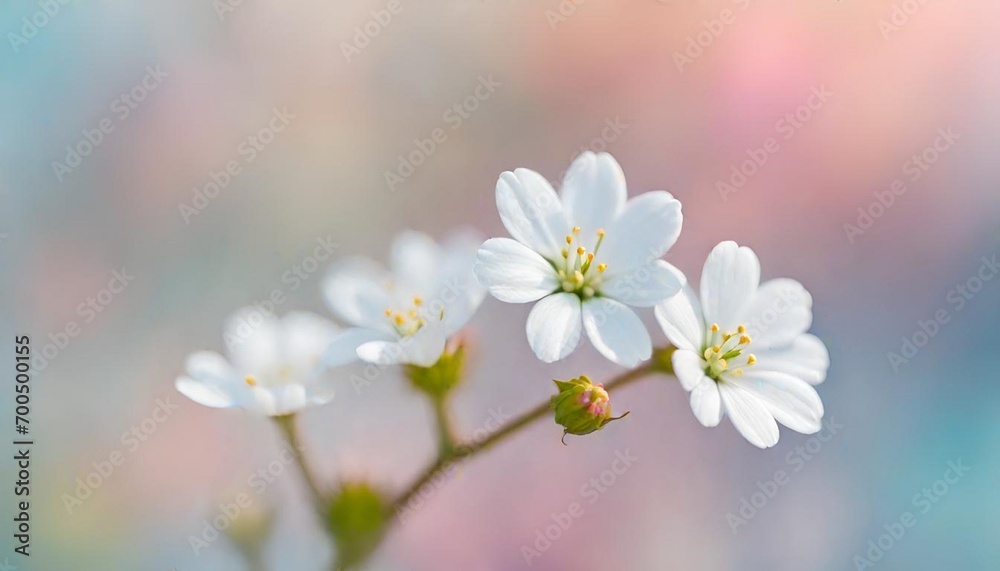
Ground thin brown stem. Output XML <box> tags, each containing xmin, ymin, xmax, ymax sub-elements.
<box><xmin>389</xmin><ymin>362</ymin><xmax>656</xmax><ymax>514</ymax></box>
<box><xmin>273</xmin><ymin>414</ymin><xmax>327</xmax><ymax>514</ymax></box>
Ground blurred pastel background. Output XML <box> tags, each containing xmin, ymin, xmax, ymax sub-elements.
<box><xmin>2</xmin><ymin>0</ymin><xmax>999</xmax><ymax>569</ymax></box>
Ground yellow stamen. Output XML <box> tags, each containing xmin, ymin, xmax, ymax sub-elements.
<box><xmin>576</xmin><ymin>246</ymin><xmax>586</xmax><ymax>256</ymax></box>
<box><xmin>573</xmin><ymin>226</ymin><xmax>581</xmax><ymax>234</ymax></box>
<box><xmin>733</xmin><ymin>368</ymin><xmax>744</xmax><ymax>377</ymax></box>
<box><xmin>413</xmin><ymin>297</ymin><xmax>423</xmax><ymax>306</ymax></box>
<box><xmin>245</xmin><ymin>376</ymin><xmax>257</xmax><ymax>386</ymax></box>
<box><xmin>394</xmin><ymin>314</ymin><xmax>406</xmax><ymax>326</ymax></box>
<box><xmin>740</xmin><ymin>335</ymin><xmax>751</xmax><ymax>345</ymax></box>
<box><xmin>737</xmin><ymin>324</ymin><xmax>747</xmax><ymax>333</ymax></box>
<box><xmin>712</xmin><ymin>345</ymin><xmax>721</xmax><ymax>353</ymax></box>
<box><xmin>710</xmin><ymin>323</ymin><xmax>720</xmax><ymax>333</ymax></box>
<box><xmin>384</xmin><ymin>309</ymin><xmax>392</xmax><ymax>316</ymax></box>
<box><xmin>561</xmin><ymin>248</ymin><xmax>569</xmax><ymax>258</ymax></box>
<box><xmin>565</xmin><ymin>235</ymin><xmax>573</xmax><ymax>244</ymax></box>
<box><xmin>746</xmin><ymin>354</ymin><xmax>756</xmax><ymax>365</ymax></box>
<box><xmin>587</xmin><ymin>253</ymin><xmax>594</xmax><ymax>261</ymax></box>
<box><xmin>597</xmin><ymin>263</ymin><xmax>607</xmax><ymax>273</ymax></box>
<box><xmin>596</xmin><ymin>228</ymin><xmax>605</xmax><ymax>237</ymax></box>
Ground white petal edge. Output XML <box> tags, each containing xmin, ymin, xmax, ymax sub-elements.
<box><xmin>526</xmin><ymin>293</ymin><xmax>582</xmax><ymax>363</ymax></box>
<box><xmin>690</xmin><ymin>378</ymin><xmax>723</xmax><ymax>427</ymax></box>
<box><xmin>474</xmin><ymin>238</ymin><xmax>558</xmax><ymax>303</ymax></box>
<box><xmin>654</xmin><ymin>284</ymin><xmax>705</xmax><ymax>352</ymax></box>
<box><xmin>730</xmin><ymin>370</ymin><xmax>824</xmax><ymax>435</ymax></box>
<box><xmin>718</xmin><ymin>381</ymin><xmax>779</xmax><ymax>449</ymax></box>
<box><xmin>176</xmin><ymin>376</ymin><xmax>240</xmax><ymax>409</ymax></box>
<box><xmin>738</xmin><ymin>278</ymin><xmax>813</xmax><ymax>349</ymax></box>
<box><xmin>599</xmin><ymin>191</ymin><xmax>683</xmax><ymax>273</ymax></box>
<box><xmin>581</xmin><ymin>297</ymin><xmax>652</xmax><ymax>367</ymax></box>
<box><xmin>559</xmin><ymin>151</ymin><xmax>626</xmax><ymax>237</ymax></box>
<box><xmin>496</xmin><ymin>168</ymin><xmax>570</xmax><ymax>260</ymax></box>
<box><xmin>672</xmin><ymin>349</ymin><xmax>707</xmax><ymax>391</ymax></box>
<box><xmin>753</xmin><ymin>334</ymin><xmax>830</xmax><ymax>385</ymax></box>
<box><xmin>700</xmin><ymin>241</ymin><xmax>761</xmax><ymax>331</ymax></box>
<box><xmin>603</xmin><ymin>260</ymin><xmax>685</xmax><ymax>308</ymax></box>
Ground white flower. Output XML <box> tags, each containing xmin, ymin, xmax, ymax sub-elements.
<box><xmin>176</xmin><ymin>309</ymin><xmax>341</xmax><ymax>416</ymax></box>
<box><xmin>322</xmin><ymin>229</ymin><xmax>485</xmax><ymax>368</ymax></box>
<box><xmin>654</xmin><ymin>241</ymin><xmax>830</xmax><ymax>448</ymax></box>
<box><xmin>474</xmin><ymin>152</ymin><xmax>684</xmax><ymax>366</ymax></box>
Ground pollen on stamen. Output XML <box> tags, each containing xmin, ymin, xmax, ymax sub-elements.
<box><xmin>596</xmin><ymin>228</ymin><xmax>605</xmax><ymax>237</ymax></box>
<box><xmin>394</xmin><ymin>314</ymin><xmax>406</xmax><ymax>326</ymax></box>
<box><xmin>737</xmin><ymin>324</ymin><xmax>747</xmax><ymax>333</ymax></box>
<box><xmin>576</xmin><ymin>246</ymin><xmax>586</xmax><ymax>256</ymax></box>
<box><xmin>712</xmin><ymin>345</ymin><xmax>721</xmax><ymax>353</ymax></box>
<box><xmin>384</xmin><ymin>309</ymin><xmax>392</xmax><ymax>316</ymax></box>
<box><xmin>739</xmin><ymin>335</ymin><xmax>751</xmax><ymax>345</ymax></box>
<box><xmin>747</xmin><ymin>354</ymin><xmax>756</xmax><ymax>365</ymax></box>
<box><xmin>710</xmin><ymin>323</ymin><xmax>720</xmax><ymax>333</ymax></box>
<box><xmin>597</xmin><ymin>263</ymin><xmax>607</xmax><ymax>273</ymax></box>
<box><xmin>565</xmin><ymin>235</ymin><xmax>574</xmax><ymax>244</ymax></box>
<box><xmin>413</xmin><ymin>297</ymin><xmax>423</xmax><ymax>306</ymax></box>
<box><xmin>245</xmin><ymin>376</ymin><xmax>257</xmax><ymax>386</ymax></box>
<box><xmin>587</xmin><ymin>253</ymin><xmax>594</xmax><ymax>261</ymax></box>
<box><xmin>573</xmin><ymin>226</ymin><xmax>581</xmax><ymax>234</ymax></box>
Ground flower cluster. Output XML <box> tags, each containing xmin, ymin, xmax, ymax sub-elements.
<box><xmin>177</xmin><ymin>151</ymin><xmax>829</xmax><ymax>449</ymax></box>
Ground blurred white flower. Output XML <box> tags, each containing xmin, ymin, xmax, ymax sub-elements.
<box><xmin>176</xmin><ymin>310</ymin><xmax>340</xmax><ymax>416</ymax></box>
<box><xmin>474</xmin><ymin>151</ymin><xmax>684</xmax><ymax>366</ymax></box>
<box><xmin>655</xmin><ymin>241</ymin><xmax>830</xmax><ymax>448</ymax></box>
<box><xmin>322</xmin><ymin>229</ymin><xmax>485</xmax><ymax>368</ymax></box>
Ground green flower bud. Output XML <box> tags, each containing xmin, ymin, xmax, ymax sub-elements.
<box><xmin>550</xmin><ymin>375</ymin><xmax>629</xmax><ymax>443</ymax></box>
<box><xmin>327</xmin><ymin>481</ymin><xmax>388</xmax><ymax>570</ymax></box>
<box><xmin>404</xmin><ymin>342</ymin><xmax>465</xmax><ymax>399</ymax></box>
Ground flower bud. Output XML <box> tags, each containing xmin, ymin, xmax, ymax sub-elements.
<box><xmin>327</xmin><ymin>481</ymin><xmax>388</xmax><ymax>569</ymax></box>
<box><xmin>550</xmin><ymin>376</ymin><xmax>629</xmax><ymax>443</ymax></box>
<box><xmin>404</xmin><ymin>342</ymin><xmax>465</xmax><ymax>399</ymax></box>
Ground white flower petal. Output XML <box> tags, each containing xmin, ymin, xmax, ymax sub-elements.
<box><xmin>391</xmin><ymin>230</ymin><xmax>444</xmax><ymax>294</ymax></box>
<box><xmin>496</xmin><ymin>168</ymin><xmax>570</xmax><ymax>260</ymax></box>
<box><xmin>323</xmin><ymin>257</ymin><xmax>395</xmax><ymax>331</ymax></box>
<box><xmin>176</xmin><ymin>376</ymin><xmax>241</xmax><ymax>409</ymax></box>
<box><xmin>281</xmin><ymin>312</ymin><xmax>340</xmax><ymax>369</ymax></box>
<box><xmin>526</xmin><ymin>293</ymin><xmax>582</xmax><ymax>362</ymax></box>
<box><xmin>730</xmin><ymin>370</ymin><xmax>823</xmax><ymax>435</ymax></box>
<box><xmin>323</xmin><ymin>328</ymin><xmax>394</xmax><ymax>368</ymax></box>
<box><xmin>249</xmin><ymin>384</ymin><xmax>309</xmax><ymax>417</ymax></box>
<box><xmin>581</xmin><ymin>297</ymin><xmax>652</xmax><ymax>367</ymax></box>
<box><xmin>700</xmin><ymin>241</ymin><xmax>760</xmax><ymax>330</ymax></box>
<box><xmin>185</xmin><ymin>350</ymin><xmax>237</xmax><ymax>383</ymax></box>
<box><xmin>654</xmin><ymin>284</ymin><xmax>705</xmax><ymax>352</ymax></box>
<box><xmin>599</xmin><ymin>191</ymin><xmax>683</xmax><ymax>272</ymax></box>
<box><xmin>672</xmin><ymin>348</ymin><xmax>707</xmax><ymax>391</ymax></box>
<box><xmin>603</xmin><ymin>259</ymin><xmax>684</xmax><ymax>307</ymax></box>
<box><xmin>753</xmin><ymin>334</ymin><xmax>830</xmax><ymax>385</ymax></box>
<box><xmin>559</xmin><ymin>151</ymin><xmax>626</xmax><ymax>236</ymax></box>
<box><xmin>738</xmin><ymin>278</ymin><xmax>813</xmax><ymax>349</ymax></box>
<box><xmin>475</xmin><ymin>238</ymin><xmax>558</xmax><ymax>303</ymax></box>
<box><xmin>357</xmin><ymin>326</ymin><xmax>448</xmax><ymax>368</ymax></box>
<box><xmin>690</xmin><ymin>378</ymin><xmax>723</xmax><ymax>427</ymax></box>
<box><xmin>224</xmin><ymin>308</ymin><xmax>283</xmax><ymax>373</ymax></box>
<box><xmin>718</xmin><ymin>381</ymin><xmax>779</xmax><ymax>448</ymax></box>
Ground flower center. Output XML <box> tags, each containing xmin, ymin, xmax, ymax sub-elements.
<box><xmin>557</xmin><ymin>226</ymin><xmax>608</xmax><ymax>299</ymax></box>
<box><xmin>703</xmin><ymin>323</ymin><xmax>756</xmax><ymax>381</ymax></box>
<box><xmin>384</xmin><ymin>296</ymin><xmax>439</xmax><ymax>337</ymax></box>
<box><xmin>244</xmin><ymin>364</ymin><xmax>298</xmax><ymax>388</ymax></box>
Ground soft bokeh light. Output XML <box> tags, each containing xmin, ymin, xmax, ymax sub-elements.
<box><xmin>2</xmin><ymin>1</ymin><xmax>999</xmax><ymax>570</ymax></box>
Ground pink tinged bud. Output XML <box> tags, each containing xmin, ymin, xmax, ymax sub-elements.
<box><xmin>550</xmin><ymin>376</ymin><xmax>630</xmax><ymax>444</ymax></box>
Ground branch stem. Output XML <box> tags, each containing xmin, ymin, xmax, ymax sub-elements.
<box><xmin>273</xmin><ymin>414</ymin><xmax>327</xmax><ymax>515</ymax></box>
